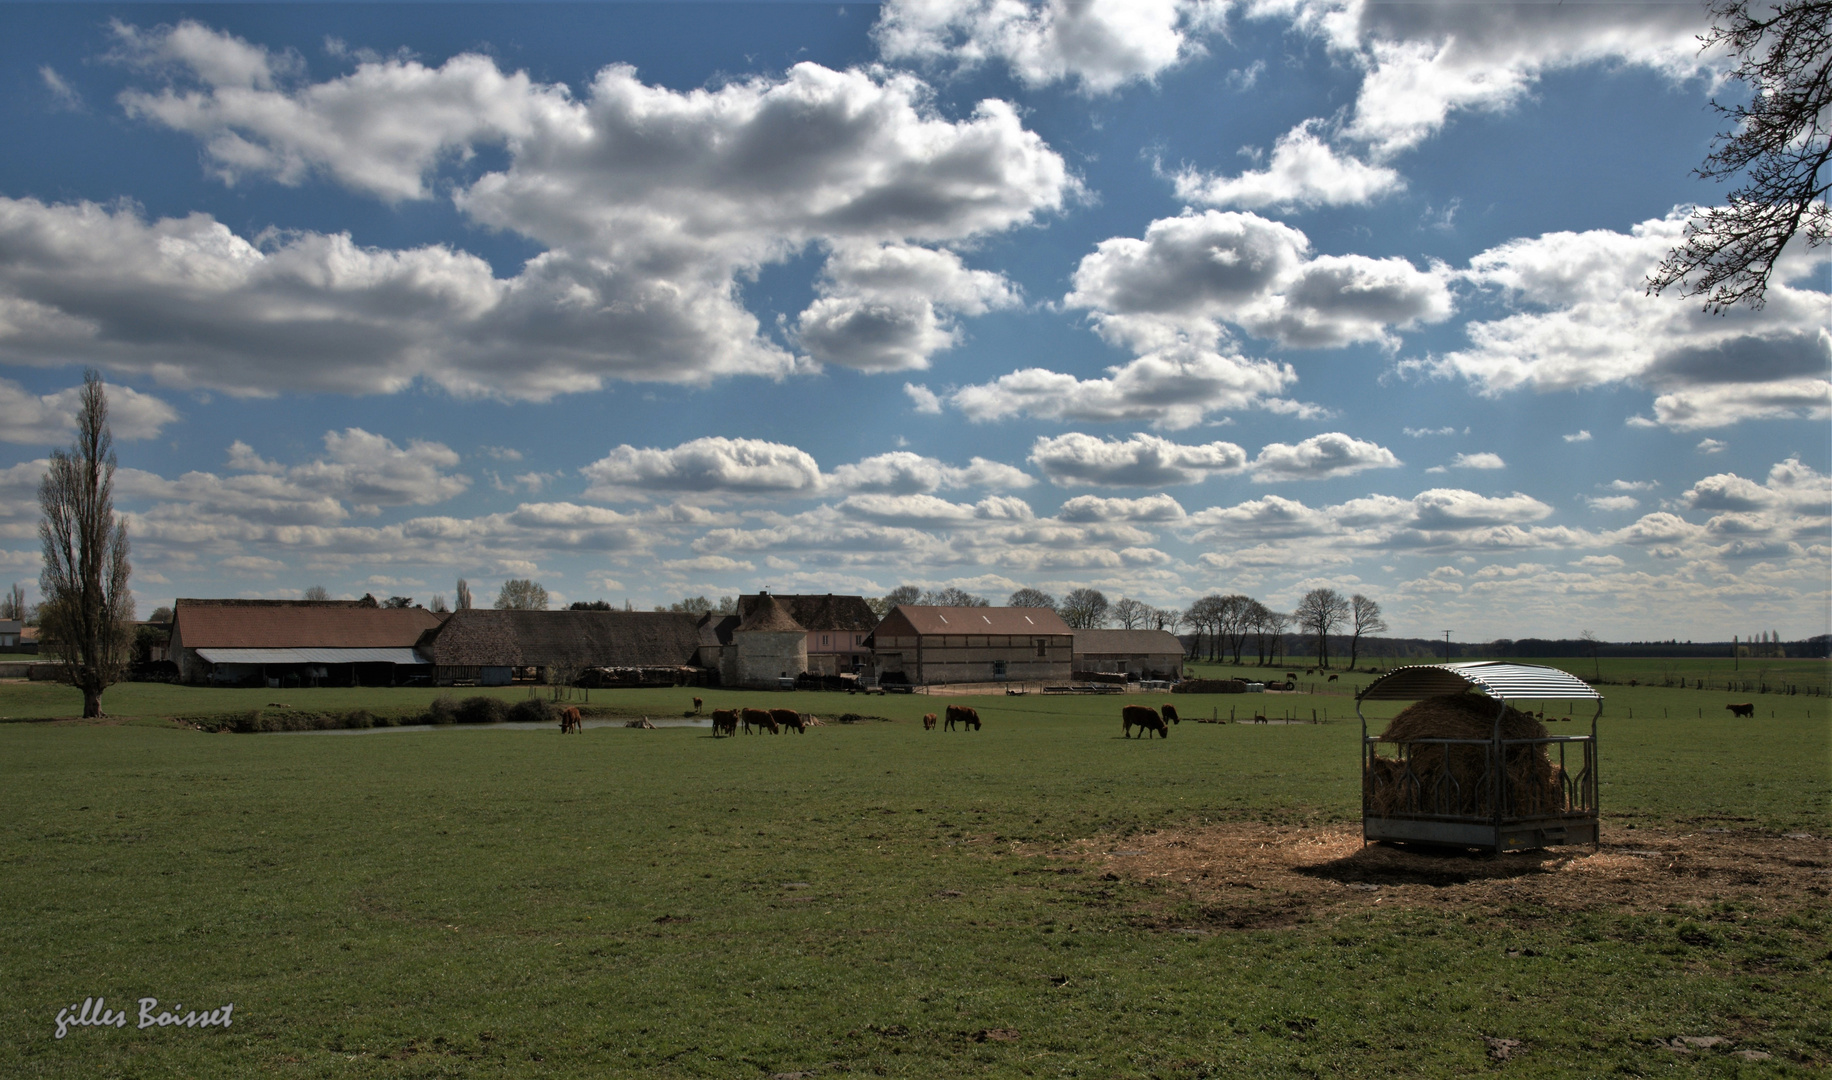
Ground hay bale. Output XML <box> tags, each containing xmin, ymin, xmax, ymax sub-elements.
<box><xmin>1367</xmin><ymin>694</ymin><xmax>1564</xmax><ymax>818</ymax></box>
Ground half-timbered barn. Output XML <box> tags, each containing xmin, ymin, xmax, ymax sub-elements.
<box><xmin>866</xmin><ymin>605</ymin><xmax>1072</xmax><ymax>686</ymax></box>
<box><xmin>1072</xmin><ymin>628</ymin><xmax>1185</xmax><ymax>680</ymax></box>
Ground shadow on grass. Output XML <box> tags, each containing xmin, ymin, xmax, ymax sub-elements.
<box><xmin>1291</xmin><ymin>841</ymin><xmax>1570</xmax><ymax>888</ymax></box>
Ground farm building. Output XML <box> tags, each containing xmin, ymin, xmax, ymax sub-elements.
<box><xmin>414</xmin><ymin>608</ymin><xmax>706</xmax><ymax>686</ymax></box>
<box><xmin>738</xmin><ymin>593</ymin><xmax>876</xmax><ymax>677</ymax></box>
<box><xmin>1073</xmin><ymin>629</ymin><xmax>1185</xmax><ymax>680</ymax></box>
<box><xmin>0</xmin><ymin>619</ymin><xmax>19</xmax><ymax>649</ymax></box>
<box><xmin>727</xmin><ymin>592</ymin><xmax>808</xmax><ymax>688</ymax></box>
<box><xmin>866</xmin><ymin>605</ymin><xmax>1073</xmax><ymax>686</ymax></box>
<box><xmin>168</xmin><ymin>599</ymin><xmax>444</xmax><ymax>686</ymax></box>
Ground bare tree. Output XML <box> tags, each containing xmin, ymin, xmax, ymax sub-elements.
<box><xmin>1057</xmin><ymin>588</ymin><xmax>1109</xmax><ymax>629</ymax></box>
<box><xmin>1183</xmin><ymin>594</ymin><xmax>1223</xmax><ymax>660</ymax></box>
<box><xmin>494</xmin><ymin>579</ymin><xmax>549</xmax><ymax>610</ymax></box>
<box><xmin>1007</xmin><ymin>587</ymin><xmax>1056</xmax><ymax>608</ymax></box>
<box><xmin>870</xmin><ymin>584</ymin><xmax>923</xmax><ymax>616</ymax></box>
<box><xmin>302</xmin><ymin>585</ymin><xmax>331</xmax><ymax>601</ymax></box>
<box><xmin>1347</xmin><ymin>594</ymin><xmax>1388</xmax><ymax>670</ymax></box>
<box><xmin>669</xmin><ymin>596</ymin><xmax>714</xmax><ymax>614</ymax></box>
<box><xmin>1246</xmin><ymin>600</ymin><xmax>1277</xmax><ymax>665</ymax></box>
<box><xmin>429</xmin><ymin>594</ymin><xmax>449</xmax><ymax>613</ymax></box>
<box><xmin>382</xmin><ymin>596</ymin><xmax>415</xmax><ymax>609</ymax></box>
<box><xmin>1111</xmin><ymin>597</ymin><xmax>1151</xmax><ymax>629</ymax></box>
<box><xmin>1648</xmin><ymin>0</ymin><xmax>1831</xmax><ymax>311</ymax></box>
<box><xmin>1580</xmin><ymin>629</ymin><xmax>1603</xmax><ymax>681</ymax></box>
<box><xmin>1266</xmin><ymin>610</ymin><xmax>1292</xmax><ymax>667</ymax></box>
<box><xmin>1151</xmin><ymin>606</ymin><xmax>1180</xmax><ymax>632</ymax></box>
<box><xmin>716</xmin><ymin>595</ymin><xmax>737</xmax><ymax>615</ymax></box>
<box><xmin>38</xmin><ymin>370</ymin><xmax>133</xmax><ymax>718</ymax></box>
<box><xmin>455</xmin><ymin>578</ymin><xmax>473</xmax><ymax>611</ymax></box>
<box><xmin>922</xmin><ymin>586</ymin><xmax>988</xmax><ymax>607</ymax></box>
<box><xmin>1213</xmin><ymin>594</ymin><xmax>1255</xmax><ymax>664</ymax></box>
<box><xmin>1293</xmin><ymin>588</ymin><xmax>1349</xmax><ymax>669</ymax></box>
<box><xmin>0</xmin><ymin>583</ymin><xmax>24</xmax><ymax>621</ymax></box>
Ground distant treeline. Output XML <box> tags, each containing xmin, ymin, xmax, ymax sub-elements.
<box><xmin>1185</xmin><ymin>634</ymin><xmax>1831</xmax><ymax>662</ymax></box>
<box><xmin>1278</xmin><ymin>635</ymin><xmax>1831</xmax><ymax>661</ymax></box>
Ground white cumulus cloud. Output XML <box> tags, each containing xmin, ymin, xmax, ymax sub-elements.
<box><xmin>1249</xmin><ymin>432</ymin><xmax>1401</xmax><ymax>482</ymax></box>
<box><xmin>1028</xmin><ymin>432</ymin><xmax>1247</xmax><ymax>487</ymax></box>
<box><xmin>874</xmin><ymin>0</ymin><xmax>1222</xmax><ymax>95</ymax></box>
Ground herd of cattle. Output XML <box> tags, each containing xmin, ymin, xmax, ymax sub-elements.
<box><xmin>653</xmin><ymin>700</ymin><xmax>1193</xmax><ymax>739</ymax></box>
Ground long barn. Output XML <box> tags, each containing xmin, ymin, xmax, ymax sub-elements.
<box><xmin>414</xmin><ymin>608</ymin><xmax>706</xmax><ymax>686</ymax></box>
<box><xmin>866</xmin><ymin>605</ymin><xmax>1072</xmax><ymax>686</ymax></box>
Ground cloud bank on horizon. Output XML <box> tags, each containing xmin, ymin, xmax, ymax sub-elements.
<box><xmin>0</xmin><ymin>0</ymin><xmax>1826</xmax><ymax>641</ymax></box>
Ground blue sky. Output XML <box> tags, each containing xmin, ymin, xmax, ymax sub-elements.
<box><xmin>0</xmin><ymin>1</ymin><xmax>1826</xmax><ymax>640</ymax></box>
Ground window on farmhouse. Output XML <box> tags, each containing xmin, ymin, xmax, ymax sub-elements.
<box><xmin>1035</xmin><ymin>638</ymin><xmax>1047</xmax><ymax>658</ymax></box>
<box><xmin>994</xmin><ymin>660</ymin><xmax>1007</xmax><ymax>676</ymax></box>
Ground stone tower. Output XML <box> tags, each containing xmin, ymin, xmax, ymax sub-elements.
<box><xmin>731</xmin><ymin>592</ymin><xmax>807</xmax><ymax>688</ymax></box>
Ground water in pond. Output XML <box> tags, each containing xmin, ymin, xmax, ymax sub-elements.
<box><xmin>284</xmin><ymin>716</ymin><xmax>714</xmax><ymax>735</ymax></box>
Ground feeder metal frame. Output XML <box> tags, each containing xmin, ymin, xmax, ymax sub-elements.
<box><xmin>1356</xmin><ymin>662</ymin><xmax>1602</xmax><ymax>852</ymax></box>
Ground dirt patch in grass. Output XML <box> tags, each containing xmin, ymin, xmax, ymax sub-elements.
<box><xmin>1041</xmin><ymin>822</ymin><xmax>1828</xmax><ymax>928</ymax></box>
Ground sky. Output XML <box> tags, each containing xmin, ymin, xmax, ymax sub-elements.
<box><xmin>0</xmin><ymin>0</ymin><xmax>1827</xmax><ymax>642</ymax></box>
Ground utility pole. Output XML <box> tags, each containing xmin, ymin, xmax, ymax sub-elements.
<box><xmin>1442</xmin><ymin>631</ymin><xmax>1452</xmax><ymax>662</ymax></box>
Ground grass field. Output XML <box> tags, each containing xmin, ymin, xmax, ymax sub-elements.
<box><xmin>2</xmin><ymin>678</ymin><xmax>1827</xmax><ymax>1077</ymax></box>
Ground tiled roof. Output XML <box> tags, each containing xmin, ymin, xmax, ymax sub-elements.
<box><xmin>172</xmin><ymin>599</ymin><xmax>442</xmax><ymax>649</ymax></box>
<box><xmin>738</xmin><ymin>593</ymin><xmax>876</xmax><ymax>632</ymax></box>
<box><xmin>736</xmin><ymin>593</ymin><xmax>804</xmax><ymax>633</ymax></box>
<box><xmin>880</xmin><ymin>605</ymin><xmax>1072</xmax><ymax>636</ymax></box>
<box><xmin>416</xmin><ymin>609</ymin><xmax>704</xmax><ymax>668</ymax></box>
<box><xmin>1073</xmin><ymin>629</ymin><xmax>1184</xmax><ymax>655</ymax></box>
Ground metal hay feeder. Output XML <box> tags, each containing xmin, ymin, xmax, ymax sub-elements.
<box><xmin>1356</xmin><ymin>662</ymin><xmax>1601</xmax><ymax>852</ymax></box>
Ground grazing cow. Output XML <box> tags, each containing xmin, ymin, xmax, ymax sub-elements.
<box><xmin>1327</xmin><ymin>674</ymin><xmax>1339</xmax><ymax>682</ymax></box>
<box><xmin>923</xmin><ymin>713</ymin><xmax>937</xmax><ymax>730</ymax></box>
<box><xmin>692</xmin><ymin>696</ymin><xmax>703</xmax><ymax>714</ymax></box>
<box><xmin>1122</xmin><ymin>704</ymin><xmax>1168</xmax><ymax>739</ymax></box>
<box><xmin>711</xmin><ymin>708</ymin><xmax>739</xmax><ymax>737</ymax></box>
<box><xmin>559</xmin><ymin>706</ymin><xmax>583</xmax><ymax>734</ymax></box>
<box><xmin>1159</xmin><ymin>704</ymin><xmax>1180</xmax><ymax>726</ymax></box>
<box><xmin>741</xmin><ymin>707</ymin><xmax>778</xmax><ymax>735</ymax></box>
<box><xmin>944</xmin><ymin>705</ymin><xmax>981</xmax><ymax>731</ymax></box>
<box><xmin>1726</xmin><ymin>702</ymin><xmax>1755</xmax><ymax>718</ymax></box>
<box><xmin>1252</xmin><ymin>714</ymin><xmax>1269</xmax><ymax>725</ymax></box>
<box><xmin>1285</xmin><ymin>672</ymin><xmax>1300</xmax><ymax>681</ymax></box>
<box><xmin>771</xmin><ymin>707</ymin><xmax>805</xmax><ymax>734</ymax></box>
<box><xmin>1305</xmin><ymin>669</ymin><xmax>1316</xmax><ymax>676</ymax></box>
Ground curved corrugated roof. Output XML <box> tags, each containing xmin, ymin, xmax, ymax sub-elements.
<box><xmin>1357</xmin><ymin>662</ymin><xmax>1603</xmax><ymax>702</ymax></box>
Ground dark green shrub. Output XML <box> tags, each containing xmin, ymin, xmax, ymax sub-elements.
<box><xmin>455</xmin><ymin>696</ymin><xmax>511</xmax><ymax>725</ymax></box>
<box><xmin>506</xmin><ymin>698</ymin><xmax>557</xmax><ymax>725</ymax></box>
<box><xmin>426</xmin><ymin>696</ymin><xmax>460</xmax><ymax>724</ymax></box>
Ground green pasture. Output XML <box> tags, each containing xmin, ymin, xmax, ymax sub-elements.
<box><xmin>1</xmin><ymin>681</ymin><xmax>1827</xmax><ymax>1078</ymax></box>
<box><xmin>1184</xmin><ymin>656</ymin><xmax>1831</xmax><ymax>695</ymax></box>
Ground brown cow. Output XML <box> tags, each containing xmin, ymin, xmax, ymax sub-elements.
<box><xmin>1285</xmin><ymin>672</ymin><xmax>1300</xmax><ymax>680</ymax></box>
<box><xmin>559</xmin><ymin>706</ymin><xmax>582</xmax><ymax>734</ymax></box>
<box><xmin>1327</xmin><ymin>674</ymin><xmax>1338</xmax><ymax>682</ymax></box>
<box><xmin>741</xmin><ymin>707</ymin><xmax>778</xmax><ymax>734</ymax></box>
<box><xmin>1252</xmin><ymin>713</ymin><xmax>1269</xmax><ymax>725</ymax></box>
<box><xmin>923</xmin><ymin>713</ymin><xmax>937</xmax><ymax>730</ymax></box>
<box><xmin>1159</xmin><ymin>704</ymin><xmax>1179</xmax><ymax>725</ymax></box>
<box><xmin>1726</xmin><ymin>702</ymin><xmax>1755</xmax><ymax>718</ymax></box>
<box><xmin>944</xmin><ymin>705</ymin><xmax>981</xmax><ymax>731</ymax></box>
<box><xmin>771</xmin><ymin>707</ymin><xmax>805</xmax><ymax>734</ymax></box>
<box><xmin>711</xmin><ymin>708</ymin><xmax>740</xmax><ymax>737</ymax></box>
<box><xmin>692</xmin><ymin>696</ymin><xmax>703</xmax><ymax>714</ymax></box>
<box><xmin>1123</xmin><ymin>705</ymin><xmax>1167</xmax><ymax>739</ymax></box>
